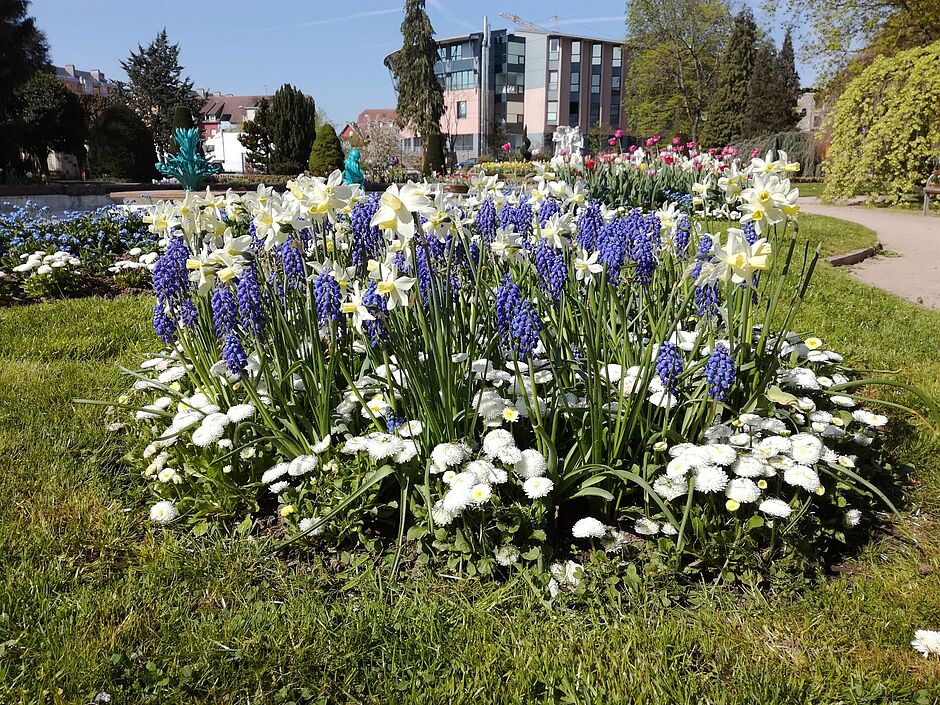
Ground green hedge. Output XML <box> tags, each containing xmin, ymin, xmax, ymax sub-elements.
<box><xmin>733</xmin><ymin>131</ymin><xmax>824</xmax><ymax>178</ymax></box>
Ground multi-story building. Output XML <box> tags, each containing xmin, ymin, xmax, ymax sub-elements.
<box><xmin>386</xmin><ymin>18</ymin><xmax>627</xmax><ymax>162</ymax></box>
<box><xmin>196</xmin><ymin>92</ymin><xmax>268</xmax><ymax>173</ymax></box>
<box><xmin>54</xmin><ymin>64</ymin><xmax>118</xmax><ymax>97</ymax></box>
<box><xmin>797</xmin><ymin>90</ymin><xmax>829</xmax><ymax>133</ymax></box>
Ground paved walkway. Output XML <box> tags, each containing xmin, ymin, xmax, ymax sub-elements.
<box><xmin>800</xmin><ymin>198</ymin><xmax>940</xmax><ymax>311</ymax></box>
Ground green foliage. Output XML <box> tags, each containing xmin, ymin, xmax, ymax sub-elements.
<box><xmin>733</xmin><ymin>132</ymin><xmax>825</xmax><ymax>178</ymax></box>
<box><xmin>168</xmin><ymin>105</ymin><xmax>193</xmax><ymax>155</ymax></box>
<box><xmin>267</xmin><ymin>84</ymin><xmax>317</xmax><ymax>175</ymax></box>
<box><xmin>705</xmin><ymin>8</ymin><xmax>758</xmax><ymax>145</ymax></box>
<box><xmin>15</xmin><ymin>70</ymin><xmax>88</xmax><ymax>175</ymax></box>
<box><xmin>238</xmin><ymin>97</ymin><xmax>271</xmax><ymax>174</ymax></box>
<box><xmin>823</xmin><ymin>41</ymin><xmax>940</xmax><ymax>203</ymax></box>
<box><xmin>423</xmin><ymin>130</ymin><xmax>445</xmax><ymax>175</ymax></box>
<box><xmin>0</xmin><ymin>0</ymin><xmax>49</xmax><ymax>176</ymax></box>
<box><xmin>776</xmin><ymin>29</ymin><xmax>802</xmax><ymax>132</ymax></box>
<box><xmin>88</xmin><ymin>105</ymin><xmax>157</xmax><ymax>181</ymax></box>
<box><xmin>120</xmin><ymin>29</ymin><xmax>201</xmax><ymax>152</ymax></box>
<box><xmin>307</xmin><ymin>123</ymin><xmax>344</xmax><ymax>176</ymax></box>
<box><xmin>624</xmin><ymin>0</ymin><xmax>731</xmax><ymax>141</ymax></box>
<box><xmin>391</xmin><ymin>0</ymin><xmax>444</xmax><ymax>142</ymax></box>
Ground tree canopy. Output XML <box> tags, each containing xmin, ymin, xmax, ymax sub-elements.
<box><xmin>823</xmin><ymin>41</ymin><xmax>940</xmax><ymax>203</ymax></box>
<box><xmin>267</xmin><ymin>84</ymin><xmax>317</xmax><ymax>175</ymax></box>
<box><xmin>703</xmin><ymin>8</ymin><xmax>758</xmax><ymax>145</ymax></box>
<box><xmin>390</xmin><ymin>0</ymin><xmax>444</xmax><ymax>166</ymax></box>
<box><xmin>88</xmin><ymin>104</ymin><xmax>157</xmax><ymax>182</ymax></box>
<box><xmin>17</xmin><ymin>71</ymin><xmax>88</xmax><ymax>175</ymax></box>
<box><xmin>121</xmin><ymin>29</ymin><xmax>201</xmax><ymax>151</ymax></box>
<box><xmin>624</xmin><ymin>0</ymin><xmax>731</xmax><ymax>142</ymax></box>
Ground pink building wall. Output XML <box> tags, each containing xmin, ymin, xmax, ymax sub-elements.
<box><xmin>523</xmin><ymin>86</ymin><xmax>547</xmax><ymax>136</ymax></box>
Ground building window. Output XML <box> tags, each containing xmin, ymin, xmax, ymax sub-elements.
<box><xmin>547</xmin><ymin>100</ymin><xmax>558</xmax><ymax>125</ymax></box>
<box><xmin>569</xmin><ymin>101</ymin><xmax>579</xmax><ymax>126</ymax></box>
<box><xmin>613</xmin><ymin>46</ymin><xmax>622</xmax><ymax>68</ymax></box>
<box><xmin>591</xmin><ymin>74</ymin><xmax>600</xmax><ymax>93</ymax></box>
<box><xmin>549</xmin><ymin>37</ymin><xmax>559</xmax><ymax>62</ymax></box>
<box><xmin>610</xmin><ymin>102</ymin><xmax>620</xmax><ymax>128</ymax></box>
<box><xmin>508</xmin><ymin>40</ymin><xmax>525</xmax><ymax>65</ymax></box>
<box><xmin>611</xmin><ymin>74</ymin><xmax>621</xmax><ymax>91</ymax></box>
<box><xmin>446</xmin><ymin>70</ymin><xmax>476</xmax><ymax>90</ymax></box>
<box><xmin>590</xmin><ymin>102</ymin><xmax>600</xmax><ymax>126</ymax></box>
<box><xmin>571</xmin><ymin>70</ymin><xmax>580</xmax><ymax>88</ymax></box>
<box><xmin>592</xmin><ymin>43</ymin><xmax>602</xmax><ymax>65</ymax></box>
<box><xmin>571</xmin><ymin>41</ymin><xmax>580</xmax><ymax>62</ymax></box>
<box><xmin>457</xmin><ymin>101</ymin><xmax>467</xmax><ymax>119</ymax></box>
<box><xmin>548</xmin><ymin>70</ymin><xmax>558</xmax><ymax>90</ymax></box>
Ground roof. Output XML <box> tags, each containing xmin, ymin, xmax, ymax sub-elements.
<box><xmin>199</xmin><ymin>96</ymin><xmax>267</xmax><ymax>124</ymax></box>
<box><xmin>54</xmin><ymin>65</ymin><xmax>117</xmax><ymax>88</ymax></box>
<box><xmin>356</xmin><ymin>109</ymin><xmax>397</xmax><ymax>131</ymax></box>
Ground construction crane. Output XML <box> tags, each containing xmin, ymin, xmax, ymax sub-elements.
<box><xmin>498</xmin><ymin>12</ymin><xmax>559</xmax><ymax>33</ymax></box>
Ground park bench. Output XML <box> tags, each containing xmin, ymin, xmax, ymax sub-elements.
<box><xmin>924</xmin><ymin>170</ymin><xmax>940</xmax><ymax>215</ymax></box>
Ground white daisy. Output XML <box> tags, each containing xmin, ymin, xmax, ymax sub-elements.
<box><xmin>634</xmin><ymin>517</ymin><xmax>659</xmax><ymax>535</ymax></box>
<box><xmin>523</xmin><ymin>475</ymin><xmax>553</xmax><ymax>499</ymax></box>
<box><xmin>725</xmin><ymin>477</ymin><xmax>761</xmax><ymax>504</ymax></box>
<box><xmin>226</xmin><ymin>404</ymin><xmax>255</xmax><ymax>423</ymax></box>
<box><xmin>572</xmin><ymin>517</ymin><xmax>606</xmax><ymax>539</ymax></box>
<box><xmin>911</xmin><ymin>630</ymin><xmax>940</xmax><ymax>658</ymax></box>
<box><xmin>784</xmin><ymin>465</ymin><xmax>820</xmax><ymax>492</ymax></box>
<box><xmin>653</xmin><ymin>474</ymin><xmax>688</xmax><ymax>501</ymax></box>
<box><xmin>514</xmin><ymin>448</ymin><xmax>547</xmax><ymax>478</ymax></box>
<box><xmin>758</xmin><ymin>498</ymin><xmax>793</xmax><ymax>518</ymax></box>
<box><xmin>468</xmin><ymin>483</ymin><xmax>492</xmax><ymax>504</ymax></box>
<box><xmin>789</xmin><ymin>433</ymin><xmax>822</xmax><ymax>465</ymax></box>
<box><xmin>149</xmin><ymin>500</ymin><xmax>178</xmax><ymax>523</ymax></box>
<box><xmin>693</xmin><ymin>465</ymin><xmax>729</xmax><ymax>493</ymax></box>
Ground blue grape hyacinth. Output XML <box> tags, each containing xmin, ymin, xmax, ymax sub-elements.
<box><xmin>656</xmin><ymin>342</ymin><xmax>684</xmax><ymax>394</ymax></box>
<box><xmin>705</xmin><ymin>344</ymin><xmax>736</xmax><ymax>401</ymax></box>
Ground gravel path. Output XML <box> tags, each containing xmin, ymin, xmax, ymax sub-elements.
<box><xmin>799</xmin><ymin>198</ymin><xmax>940</xmax><ymax>311</ymax></box>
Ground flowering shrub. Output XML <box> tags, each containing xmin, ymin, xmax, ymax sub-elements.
<box><xmin>103</xmin><ymin>158</ymin><xmax>932</xmax><ymax>580</ymax></box>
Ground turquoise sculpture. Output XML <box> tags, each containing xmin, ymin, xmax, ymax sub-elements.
<box><xmin>342</xmin><ymin>148</ymin><xmax>366</xmax><ymax>186</ymax></box>
<box><xmin>156</xmin><ymin>127</ymin><xmax>222</xmax><ymax>191</ymax></box>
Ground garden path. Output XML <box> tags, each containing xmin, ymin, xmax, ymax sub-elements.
<box><xmin>799</xmin><ymin>198</ymin><xmax>940</xmax><ymax>311</ymax></box>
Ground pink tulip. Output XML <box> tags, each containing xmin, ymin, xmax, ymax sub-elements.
<box><xmin>672</xmin><ymin>136</ymin><xmax>681</xmax><ymax>145</ymax></box>
<box><xmin>614</xmin><ymin>129</ymin><xmax>623</xmax><ymax>138</ymax></box>
<box><xmin>608</xmin><ymin>137</ymin><xmax>617</xmax><ymax>146</ymax></box>
<box><xmin>501</xmin><ymin>142</ymin><xmax>511</xmax><ymax>152</ymax></box>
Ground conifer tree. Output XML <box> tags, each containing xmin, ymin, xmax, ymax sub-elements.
<box><xmin>743</xmin><ymin>40</ymin><xmax>781</xmax><ymax>137</ymax></box>
<box><xmin>307</xmin><ymin>123</ymin><xmax>344</xmax><ymax>176</ymax></box>
<box><xmin>705</xmin><ymin>8</ymin><xmax>758</xmax><ymax>145</ymax></box>
<box><xmin>239</xmin><ymin>97</ymin><xmax>271</xmax><ymax>173</ymax></box>
<box><xmin>267</xmin><ymin>84</ymin><xmax>317</xmax><ymax>174</ymax></box>
<box><xmin>121</xmin><ymin>29</ymin><xmax>201</xmax><ymax>151</ymax></box>
<box><xmin>775</xmin><ymin>29</ymin><xmax>802</xmax><ymax>132</ymax></box>
<box><xmin>389</xmin><ymin>0</ymin><xmax>444</xmax><ymax>174</ymax></box>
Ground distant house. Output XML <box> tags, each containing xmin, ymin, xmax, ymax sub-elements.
<box><xmin>356</xmin><ymin>108</ymin><xmax>398</xmax><ymax>133</ymax></box>
<box><xmin>798</xmin><ymin>90</ymin><xmax>829</xmax><ymax>133</ymax></box>
<box><xmin>49</xmin><ymin>65</ymin><xmax>120</xmax><ymax>178</ymax></box>
<box><xmin>54</xmin><ymin>64</ymin><xmax>118</xmax><ymax>97</ymax></box>
<box><xmin>196</xmin><ymin>92</ymin><xmax>268</xmax><ymax>173</ymax></box>
<box><xmin>339</xmin><ymin>122</ymin><xmax>363</xmax><ymax>147</ymax></box>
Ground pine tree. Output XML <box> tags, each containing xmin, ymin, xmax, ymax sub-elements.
<box><xmin>169</xmin><ymin>105</ymin><xmax>194</xmax><ymax>154</ymax></box>
<box><xmin>121</xmin><ymin>29</ymin><xmax>201</xmax><ymax>151</ymax></box>
<box><xmin>0</xmin><ymin>0</ymin><xmax>49</xmax><ymax>176</ymax></box>
<box><xmin>775</xmin><ymin>29</ymin><xmax>802</xmax><ymax>132</ymax></box>
<box><xmin>705</xmin><ymin>8</ymin><xmax>758</xmax><ymax>146</ymax></box>
<box><xmin>307</xmin><ymin>123</ymin><xmax>344</xmax><ymax>176</ymax></box>
<box><xmin>743</xmin><ymin>40</ymin><xmax>780</xmax><ymax>137</ymax></box>
<box><xmin>238</xmin><ymin>97</ymin><xmax>271</xmax><ymax>173</ymax></box>
<box><xmin>389</xmin><ymin>0</ymin><xmax>444</xmax><ymax>174</ymax></box>
<box><xmin>267</xmin><ymin>84</ymin><xmax>317</xmax><ymax>175</ymax></box>
<box><xmin>88</xmin><ymin>105</ymin><xmax>156</xmax><ymax>181</ymax></box>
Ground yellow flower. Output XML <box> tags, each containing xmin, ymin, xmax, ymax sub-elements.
<box><xmin>725</xmin><ymin>499</ymin><xmax>741</xmax><ymax>512</ymax></box>
<box><xmin>805</xmin><ymin>337</ymin><xmax>823</xmax><ymax>350</ymax></box>
<box><xmin>757</xmin><ymin>480</ymin><xmax>768</xmax><ymax>489</ymax></box>
<box><xmin>279</xmin><ymin>504</ymin><xmax>296</xmax><ymax>517</ymax></box>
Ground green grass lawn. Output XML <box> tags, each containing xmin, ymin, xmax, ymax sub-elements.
<box><xmin>1</xmin><ymin>214</ymin><xmax>938</xmax><ymax>704</ymax></box>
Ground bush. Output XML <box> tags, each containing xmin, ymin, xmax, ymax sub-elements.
<box><xmin>267</xmin><ymin>84</ymin><xmax>317</xmax><ymax>175</ymax></box>
<box><xmin>307</xmin><ymin>124</ymin><xmax>344</xmax><ymax>176</ymax></box>
<box><xmin>88</xmin><ymin>105</ymin><xmax>157</xmax><ymax>182</ymax></box>
<box><xmin>823</xmin><ymin>41</ymin><xmax>940</xmax><ymax>203</ymax></box>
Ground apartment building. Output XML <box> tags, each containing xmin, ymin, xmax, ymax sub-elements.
<box><xmin>387</xmin><ymin>18</ymin><xmax>627</xmax><ymax>162</ymax></box>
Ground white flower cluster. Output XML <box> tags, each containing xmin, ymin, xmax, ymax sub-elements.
<box><xmin>12</xmin><ymin>250</ymin><xmax>80</xmax><ymax>276</ymax></box>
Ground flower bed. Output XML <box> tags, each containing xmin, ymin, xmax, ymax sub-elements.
<box><xmin>0</xmin><ymin>201</ymin><xmax>156</xmax><ymax>301</ymax></box>
<box><xmin>104</xmin><ymin>160</ymin><xmax>931</xmax><ymax>581</ymax></box>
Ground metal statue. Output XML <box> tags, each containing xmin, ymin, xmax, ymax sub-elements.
<box><xmin>342</xmin><ymin>148</ymin><xmax>366</xmax><ymax>187</ymax></box>
<box><xmin>156</xmin><ymin>127</ymin><xmax>222</xmax><ymax>191</ymax></box>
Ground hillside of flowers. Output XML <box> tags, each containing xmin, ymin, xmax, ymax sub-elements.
<box><xmin>101</xmin><ymin>150</ymin><xmax>918</xmax><ymax>582</ymax></box>
<box><xmin>0</xmin><ymin>202</ymin><xmax>156</xmax><ymax>301</ymax></box>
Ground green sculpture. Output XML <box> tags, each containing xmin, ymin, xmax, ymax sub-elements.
<box><xmin>342</xmin><ymin>148</ymin><xmax>366</xmax><ymax>186</ymax></box>
<box><xmin>156</xmin><ymin>127</ymin><xmax>222</xmax><ymax>191</ymax></box>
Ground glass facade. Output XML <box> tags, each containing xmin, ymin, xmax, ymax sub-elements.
<box><xmin>569</xmin><ymin>41</ymin><xmax>581</xmax><ymax>127</ymax></box>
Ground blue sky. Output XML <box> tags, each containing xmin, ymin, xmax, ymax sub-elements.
<box><xmin>30</xmin><ymin>0</ymin><xmax>809</xmax><ymax>124</ymax></box>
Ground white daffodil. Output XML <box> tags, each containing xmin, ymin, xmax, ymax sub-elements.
<box><xmin>574</xmin><ymin>249</ymin><xmax>603</xmax><ymax>283</ymax></box>
<box><xmin>710</xmin><ymin>228</ymin><xmax>772</xmax><ymax>284</ymax></box>
<box><xmin>340</xmin><ymin>281</ymin><xmax>375</xmax><ymax>332</ymax></box>
<box><xmin>371</xmin><ymin>263</ymin><xmax>416</xmax><ymax>310</ymax></box>
<box><xmin>370</xmin><ymin>183</ymin><xmax>433</xmax><ymax>238</ymax></box>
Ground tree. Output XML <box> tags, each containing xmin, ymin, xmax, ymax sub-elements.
<box><xmin>238</xmin><ymin>97</ymin><xmax>271</xmax><ymax>173</ymax></box>
<box><xmin>775</xmin><ymin>29</ymin><xmax>802</xmax><ymax>132</ymax></box>
<box><xmin>121</xmin><ymin>29</ymin><xmax>201</xmax><ymax>151</ymax></box>
<box><xmin>267</xmin><ymin>84</ymin><xmax>317</xmax><ymax>174</ymax></box>
<box><xmin>768</xmin><ymin>0</ymin><xmax>940</xmax><ymax>80</ymax></box>
<box><xmin>168</xmin><ymin>104</ymin><xmax>195</xmax><ymax>154</ymax></box>
<box><xmin>823</xmin><ymin>41</ymin><xmax>940</xmax><ymax>204</ymax></box>
<box><xmin>16</xmin><ymin>71</ymin><xmax>88</xmax><ymax>176</ymax></box>
<box><xmin>363</xmin><ymin>121</ymin><xmax>401</xmax><ymax>180</ymax></box>
<box><xmin>0</xmin><ymin>0</ymin><xmax>49</xmax><ymax>176</ymax></box>
<box><xmin>307</xmin><ymin>123</ymin><xmax>344</xmax><ymax>176</ymax></box>
<box><xmin>742</xmin><ymin>40</ymin><xmax>780</xmax><ymax>138</ymax></box>
<box><xmin>705</xmin><ymin>8</ymin><xmax>758</xmax><ymax>145</ymax></box>
<box><xmin>624</xmin><ymin>0</ymin><xmax>732</xmax><ymax>142</ymax></box>
<box><xmin>389</xmin><ymin>0</ymin><xmax>445</xmax><ymax>171</ymax></box>
<box><xmin>88</xmin><ymin>105</ymin><xmax>157</xmax><ymax>181</ymax></box>
<box><xmin>423</xmin><ymin>131</ymin><xmax>445</xmax><ymax>175</ymax></box>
